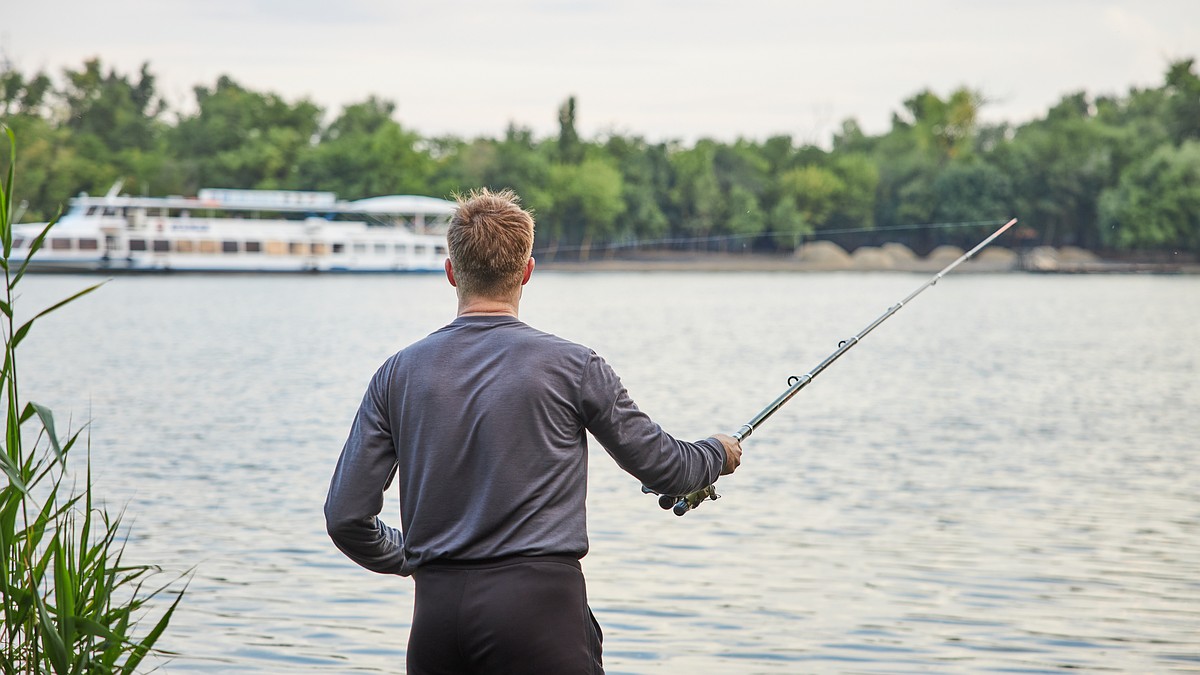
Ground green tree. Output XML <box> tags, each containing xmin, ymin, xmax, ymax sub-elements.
<box><xmin>295</xmin><ymin>97</ymin><xmax>434</xmax><ymax>198</ymax></box>
<box><xmin>726</xmin><ymin>184</ymin><xmax>766</xmax><ymax>246</ymax></box>
<box><xmin>1099</xmin><ymin>140</ymin><xmax>1200</xmax><ymax>251</ymax></box>
<box><xmin>767</xmin><ymin>192</ymin><xmax>810</xmax><ymax>248</ymax></box>
<box><xmin>51</xmin><ymin>59</ymin><xmax>173</xmax><ymax>198</ymax></box>
<box><xmin>61</xmin><ymin>59</ymin><xmax>162</xmax><ymax>153</ymax></box>
<box><xmin>932</xmin><ymin>159</ymin><xmax>1014</xmax><ymax>224</ymax></box>
<box><xmin>602</xmin><ymin>135</ymin><xmax>670</xmax><ymax>243</ymax></box>
<box><xmin>712</xmin><ymin>141</ymin><xmax>768</xmax><ymax>198</ymax></box>
<box><xmin>831</xmin><ymin>119</ymin><xmax>873</xmax><ymax>155</ymax></box>
<box><xmin>428</xmin><ymin>136</ymin><xmax>492</xmax><ymax>197</ymax></box>
<box><xmin>895</xmin><ymin>87</ymin><xmax>983</xmax><ymax>163</ymax></box>
<box><xmin>827</xmin><ymin>153</ymin><xmax>878</xmax><ymax>229</ymax></box>
<box><xmin>872</xmin><ymin>87</ymin><xmax>984</xmax><ymax>228</ymax></box>
<box><xmin>1</xmin><ymin>68</ymin><xmax>52</xmax><ymax>119</ymax></box>
<box><xmin>1163</xmin><ymin>58</ymin><xmax>1200</xmax><ymax>144</ymax></box>
<box><xmin>668</xmin><ymin>141</ymin><xmax>722</xmax><ymax>243</ymax></box>
<box><xmin>544</xmin><ymin>157</ymin><xmax>625</xmax><ymax>259</ymax></box>
<box><xmin>557</xmin><ymin>96</ymin><xmax>583</xmax><ymax>165</ymax></box>
<box><xmin>778</xmin><ymin>164</ymin><xmax>845</xmax><ymax>231</ymax></box>
<box><xmin>992</xmin><ymin>93</ymin><xmax>1125</xmax><ymax>247</ymax></box>
<box><xmin>484</xmin><ymin>125</ymin><xmax>555</xmax><ymax>215</ymax></box>
<box><xmin>168</xmin><ymin>75</ymin><xmax>321</xmax><ymax>191</ymax></box>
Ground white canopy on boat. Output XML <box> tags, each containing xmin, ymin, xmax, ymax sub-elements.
<box><xmin>58</xmin><ymin>185</ymin><xmax>457</xmax><ymax>218</ymax></box>
<box><xmin>349</xmin><ymin>195</ymin><xmax>456</xmax><ymax>216</ymax></box>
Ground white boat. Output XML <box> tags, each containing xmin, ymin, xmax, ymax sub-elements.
<box><xmin>10</xmin><ymin>184</ymin><xmax>454</xmax><ymax>273</ymax></box>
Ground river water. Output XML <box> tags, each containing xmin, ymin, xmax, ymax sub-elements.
<box><xmin>17</xmin><ymin>271</ymin><xmax>1200</xmax><ymax>674</ymax></box>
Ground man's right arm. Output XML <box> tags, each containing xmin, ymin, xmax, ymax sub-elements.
<box><xmin>324</xmin><ymin>370</ymin><xmax>407</xmax><ymax>575</ymax></box>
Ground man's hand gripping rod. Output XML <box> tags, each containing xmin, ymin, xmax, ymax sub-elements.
<box><xmin>648</xmin><ymin>218</ymin><xmax>1019</xmax><ymax>516</ymax></box>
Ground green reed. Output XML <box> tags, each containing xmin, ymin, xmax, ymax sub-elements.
<box><xmin>1</xmin><ymin>126</ymin><xmax>186</xmax><ymax>673</ymax></box>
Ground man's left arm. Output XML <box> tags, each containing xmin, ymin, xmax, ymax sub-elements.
<box><xmin>324</xmin><ymin>370</ymin><xmax>406</xmax><ymax>575</ymax></box>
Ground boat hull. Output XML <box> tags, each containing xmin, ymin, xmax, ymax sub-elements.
<box><xmin>10</xmin><ymin>186</ymin><xmax>455</xmax><ymax>274</ymax></box>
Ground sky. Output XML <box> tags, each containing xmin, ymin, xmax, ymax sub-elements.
<box><xmin>3</xmin><ymin>0</ymin><xmax>1198</xmax><ymax>145</ymax></box>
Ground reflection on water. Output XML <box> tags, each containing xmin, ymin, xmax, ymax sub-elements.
<box><xmin>20</xmin><ymin>272</ymin><xmax>1200</xmax><ymax>673</ymax></box>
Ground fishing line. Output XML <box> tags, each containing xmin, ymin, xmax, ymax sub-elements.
<box><xmin>534</xmin><ymin>219</ymin><xmax>1012</xmax><ymax>256</ymax></box>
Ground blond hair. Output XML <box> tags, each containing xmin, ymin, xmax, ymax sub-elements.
<box><xmin>447</xmin><ymin>188</ymin><xmax>535</xmax><ymax>298</ymax></box>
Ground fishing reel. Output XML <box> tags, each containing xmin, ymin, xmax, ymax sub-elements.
<box><xmin>642</xmin><ymin>484</ymin><xmax>720</xmax><ymax>516</ymax></box>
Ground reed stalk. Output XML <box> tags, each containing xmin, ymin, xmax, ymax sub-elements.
<box><xmin>0</xmin><ymin>125</ymin><xmax>186</xmax><ymax>674</ymax></box>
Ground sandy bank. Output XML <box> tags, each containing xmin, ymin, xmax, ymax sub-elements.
<box><xmin>537</xmin><ymin>243</ymin><xmax>1199</xmax><ymax>274</ymax></box>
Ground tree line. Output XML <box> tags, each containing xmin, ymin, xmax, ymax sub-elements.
<box><xmin>2</xmin><ymin>57</ymin><xmax>1198</xmax><ymax>257</ymax></box>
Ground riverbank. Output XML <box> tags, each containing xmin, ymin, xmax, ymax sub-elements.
<box><xmin>537</xmin><ymin>243</ymin><xmax>1200</xmax><ymax>274</ymax></box>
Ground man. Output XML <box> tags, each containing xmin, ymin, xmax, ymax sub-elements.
<box><xmin>325</xmin><ymin>188</ymin><xmax>742</xmax><ymax>674</ymax></box>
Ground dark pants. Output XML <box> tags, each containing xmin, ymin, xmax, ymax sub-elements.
<box><xmin>407</xmin><ymin>555</ymin><xmax>604</xmax><ymax>675</ymax></box>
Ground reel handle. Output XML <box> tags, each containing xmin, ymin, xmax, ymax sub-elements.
<box><xmin>670</xmin><ymin>484</ymin><xmax>719</xmax><ymax>515</ymax></box>
<box><xmin>643</xmin><ymin>424</ymin><xmax>748</xmax><ymax>515</ymax></box>
<box><xmin>641</xmin><ymin>482</ymin><xmax>721</xmax><ymax>516</ymax></box>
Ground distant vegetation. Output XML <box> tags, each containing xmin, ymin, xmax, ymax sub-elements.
<box><xmin>1</xmin><ymin>57</ymin><xmax>1198</xmax><ymax>257</ymax></box>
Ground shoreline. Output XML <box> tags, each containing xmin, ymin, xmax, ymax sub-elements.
<box><xmin>536</xmin><ymin>249</ymin><xmax>1200</xmax><ymax>275</ymax></box>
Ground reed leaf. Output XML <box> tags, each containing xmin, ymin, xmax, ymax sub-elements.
<box><xmin>33</xmin><ymin>587</ymin><xmax>71</xmax><ymax>674</ymax></box>
<box><xmin>0</xmin><ymin>447</ymin><xmax>26</xmax><ymax>492</ymax></box>
<box><xmin>120</xmin><ymin>585</ymin><xmax>185</xmax><ymax>675</ymax></box>
<box><xmin>11</xmin><ymin>282</ymin><xmax>104</xmax><ymax>353</ymax></box>
<box><xmin>12</xmin><ymin>218</ymin><xmax>58</xmax><ymax>289</ymax></box>
<box><xmin>54</xmin><ymin>533</ymin><xmax>79</xmax><ymax>651</ymax></box>
<box><xmin>1</xmin><ymin>126</ymin><xmax>12</xmax><ymax>250</ymax></box>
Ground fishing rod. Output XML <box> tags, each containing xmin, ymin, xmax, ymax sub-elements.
<box><xmin>648</xmin><ymin>217</ymin><xmax>1019</xmax><ymax>516</ymax></box>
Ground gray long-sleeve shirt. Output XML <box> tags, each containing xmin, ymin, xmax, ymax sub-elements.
<box><xmin>324</xmin><ymin>315</ymin><xmax>726</xmax><ymax>576</ymax></box>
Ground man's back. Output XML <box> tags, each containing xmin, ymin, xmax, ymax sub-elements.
<box><xmin>329</xmin><ymin>314</ymin><xmax>725</xmax><ymax>574</ymax></box>
<box><xmin>381</xmin><ymin>314</ymin><xmax>595</xmax><ymax>570</ymax></box>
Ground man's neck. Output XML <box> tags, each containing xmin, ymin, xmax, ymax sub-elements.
<box><xmin>457</xmin><ymin>296</ymin><xmax>519</xmax><ymax>318</ymax></box>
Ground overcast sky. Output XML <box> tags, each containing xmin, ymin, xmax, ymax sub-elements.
<box><xmin>4</xmin><ymin>1</ymin><xmax>1198</xmax><ymax>144</ymax></box>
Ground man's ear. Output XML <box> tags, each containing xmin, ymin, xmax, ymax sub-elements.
<box><xmin>521</xmin><ymin>257</ymin><xmax>535</xmax><ymax>286</ymax></box>
<box><xmin>445</xmin><ymin>258</ymin><xmax>457</xmax><ymax>287</ymax></box>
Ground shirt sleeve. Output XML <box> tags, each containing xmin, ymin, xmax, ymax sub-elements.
<box><xmin>324</xmin><ymin>366</ymin><xmax>407</xmax><ymax>575</ymax></box>
<box><xmin>578</xmin><ymin>352</ymin><xmax>725</xmax><ymax>496</ymax></box>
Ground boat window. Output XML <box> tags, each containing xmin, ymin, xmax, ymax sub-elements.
<box><xmin>12</xmin><ymin>237</ymin><xmax>23</xmax><ymax>248</ymax></box>
<box><xmin>176</xmin><ymin>240</ymin><xmax>196</xmax><ymax>253</ymax></box>
<box><xmin>222</xmin><ymin>241</ymin><xmax>239</xmax><ymax>254</ymax></box>
<box><xmin>266</xmin><ymin>241</ymin><xmax>287</xmax><ymax>255</ymax></box>
<box><xmin>103</xmin><ymin>207</ymin><xmax>118</xmax><ymax>216</ymax></box>
<box><xmin>311</xmin><ymin>243</ymin><xmax>328</xmax><ymax>255</ymax></box>
<box><xmin>245</xmin><ymin>241</ymin><xmax>262</xmax><ymax>253</ymax></box>
<box><xmin>129</xmin><ymin>239</ymin><xmax>147</xmax><ymax>251</ymax></box>
<box><xmin>153</xmin><ymin>240</ymin><xmax>170</xmax><ymax>252</ymax></box>
<box><xmin>332</xmin><ymin>243</ymin><xmax>344</xmax><ymax>254</ymax></box>
<box><xmin>396</xmin><ymin>244</ymin><xmax>408</xmax><ymax>255</ymax></box>
<box><xmin>51</xmin><ymin>238</ymin><xmax>72</xmax><ymax>250</ymax></box>
<box><xmin>353</xmin><ymin>243</ymin><xmax>367</xmax><ymax>254</ymax></box>
<box><xmin>435</xmin><ymin>245</ymin><xmax>447</xmax><ymax>256</ymax></box>
<box><xmin>86</xmin><ymin>207</ymin><xmax>99</xmax><ymax>216</ymax></box>
<box><xmin>374</xmin><ymin>243</ymin><xmax>387</xmax><ymax>255</ymax></box>
<box><xmin>78</xmin><ymin>238</ymin><xmax>99</xmax><ymax>251</ymax></box>
<box><xmin>199</xmin><ymin>240</ymin><xmax>218</xmax><ymax>254</ymax></box>
<box><xmin>415</xmin><ymin>245</ymin><xmax>428</xmax><ymax>255</ymax></box>
<box><xmin>290</xmin><ymin>242</ymin><xmax>308</xmax><ymax>255</ymax></box>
